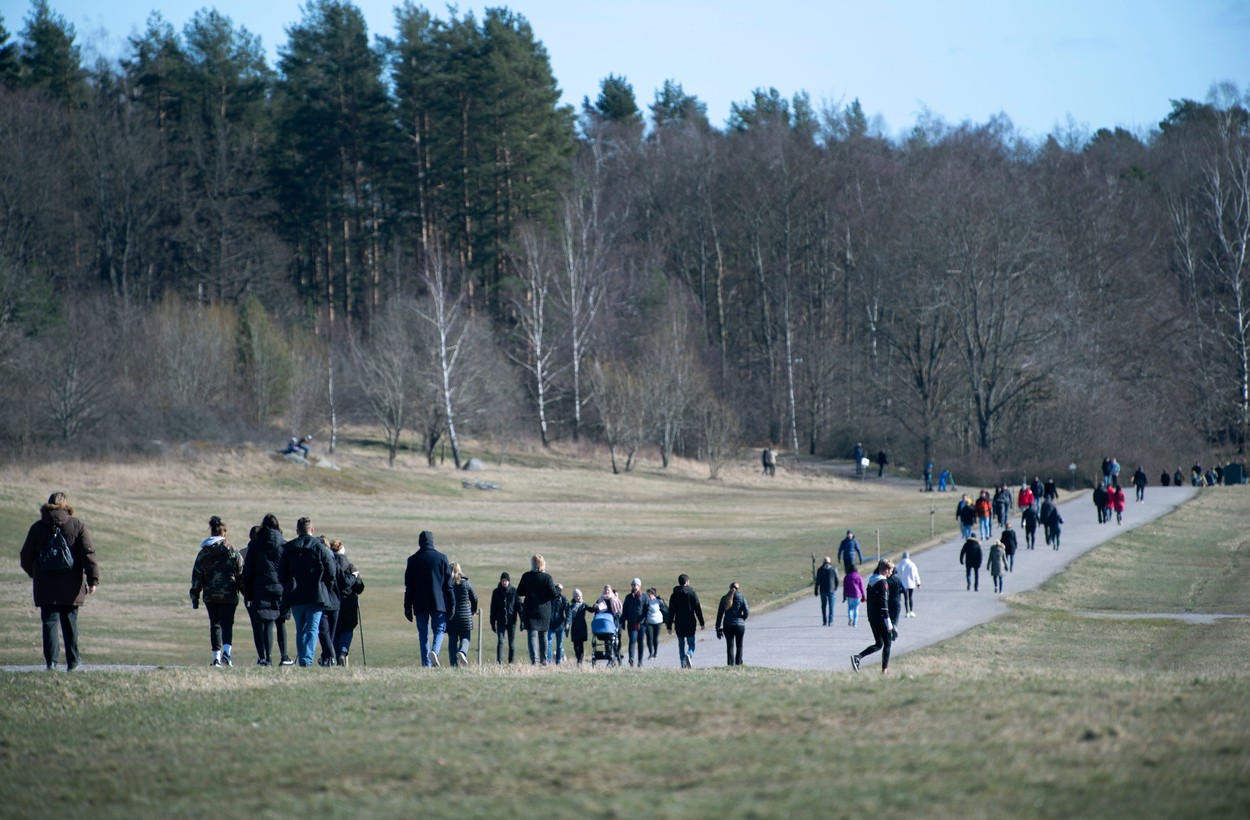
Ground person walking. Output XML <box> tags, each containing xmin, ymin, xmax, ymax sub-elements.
<box><xmin>851</xmin><ymin>560</ymin><xmax>895</xmax><ymax>674</ymax></box>
<box><xmin>959</xmin><ymin>535</ymin><xmax>983</xmax><ymax>592</ymax></box>
<box><xmin>242</xmin><ymin>514</ymin><xmax>293</xmax><ymax>667</ymax></box>
<box><xmin>843</xmin><ymin>565</ymin><xmax>865</xmax><ymax>626</ymax></box>
<box><xmin>853</xmin><ymin>442</ymin><xmax>865</xmax><ymax>477</ymax></box>
<box><xmin>403</xmin><ymin>530</ymin><xmax>454</xmax><ymax>668</ymax></box>
<box><xmin>957</xmin><ymin>495</ymin><xmax>977</xmax><ymax>539</ymax></box>
<box><xmin>20</xmin><ymin>491</ymin><xmax>99</xmax><ymax>671</ymax></box>
<box><xmin>886</xmin><ymin>565</ymin><xmax>903</xmax><ymax>641</ymax></box>
<box><xmin>894</xmin><ymin>551</ymin><xmax>921</xmax><ymax>617</ymax></box>
<box><xmin>489</xmin><ymin>572</ymin><xmax>518</xmax><ymax>664</ymax></box>
<box><xmin>665</xmin><ymin>574</ymin><xmax>704</xmax><ymax>668</ymax></box>
<box><xmin>1049</xmin><ymin>507</ymin><xmax>1066</xmax><ymax>549</ymax></box>
<box><xmin>568</xmin><ymin>589</ymin><xmax>590</xmax><ymax>665</ymax></box>
<box><xmin>1110</xmin><ymin>482</ymin><xmax>1127</xmax><ymax>525</ymax></box>
<box><xmin>987</xmin><ymin>538</ymin><xmax>1008</xmax><ymax>594</ymax></box>
<box><xmin>714</xmin><ymin>582</ymin><xmax>749</xmax><ymax>666</ymax></box>
<box><xmin>316</xmin><ymin>535</ymin><xmax>344</xmax><ymax>668</ymax></box>
<box><xmin>328</xmin><ymin>539</ymin><xmax>364</xmax><ymax>667</ymax></box>
<box><xmin>923</xmin><ymin>462</ymin><xmax>934</xmax><ymax>492</ymax></box>
<box><xmin>975</xmin><ymin>490</ymin><xmax>993</xmax><ymax>539</ymax></box>
<box><xmin>836</xmin><ymin>531</ymin><xmax>863</xmax><ymax>574</ymax></box>
<box><xmin>1133</xmin><ymin>465</ymin><xmax>1149</xmax><ymax>502</ymax></box>
<box><xmin>1039</xmin><ymin>497</ymin><xmax>1057</xmax><ymax>546</ymax></box>
<box><xmin>516</xmin><ymin>554</ymin><xmax>560</xmax><ymax>665</ymax></box>
<box><xmin>1021</xmin><ymin>504</ymin><xmax>1039</xmax><ymax>550</ymax></box>
<box><xmin>1000</xmin><ymin>522</ymin><xmax>1018</xmax><ymax>572</ymax></box>
<box><xmin>993</xmin><ymin>485</ymin><xmax>1013</xmax><ymax>530</ymax></box>
<box><xmin>621</xmin><ymin>578</ymin><xmax>648</xmax><ymax>667</ymax></box>
<box><xmin>1092</xmin><ymin>482</ymin><xmax>1109</xmax><ymax>525</ymax></box>
<box><xmin>644</xmin><ymin>587</ymin><xmax>667</xmax><ymax>659</ymax></box>
<box><xmin>814</xmin><ymin>556</ymin><xmax>840</xmax><ymax>626</ymax></box>
<box><xmin>1017</xmin><ymin>482</ymin><xmax>1035</xmax><ymax>514</ymax></box>
<box><xmin>875</xmin><ymin>448</ymin><xmax>888</xmax><ymax>478</ymax></box>
<box><xmin>278</xmin><ymin>517</ymin><xmax>341</xmax><ymax>667</ymax></box>
<box><xmin>189</xmin><ymin>516</ymin><xmax>244</xmax><ymax>667</ymax></box>
<box><xmin>546</xmin><ymin>584</ymin><xmax>569</xmax><ymax>665</ymax></box>
<box><xmin>446</xmin><ymin>561</ymin><xmax>477</xmax><ymax>668</ymax></box>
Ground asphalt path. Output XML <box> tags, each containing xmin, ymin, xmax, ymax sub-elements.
<box><xmin>639</xmin><ymin>484</ymin><xmax>1199</xmax><ymax>671</ymax></box>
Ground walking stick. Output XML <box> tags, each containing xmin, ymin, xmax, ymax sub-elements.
<box><xmin>357</xmin><ymin>604</ymin><xmax>367</xmax><ymax>667</ymax></box>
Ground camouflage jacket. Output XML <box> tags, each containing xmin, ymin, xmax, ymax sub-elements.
<box><xmin>191</xmin><ymin>537</ymin><xmax>243</xmax><ymax>604</ymax></box>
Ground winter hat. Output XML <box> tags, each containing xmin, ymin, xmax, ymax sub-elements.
<box><xmin>901</xmin><ymin>551</ymin><xmax>909</xmax><ymax>559</ymax></box>
<box><xmin>632</xmin><ymin>578</ymin><xmax>642</xmax><ymax>587</ymax></box>
<box><xmin>500</xmin><ymin>571</ymin><xmax>510</xmax><ymax>581</ymax></box>
<box><xmin>573</xmin><ymin>588</ymin><xmax>582</xmax><ymax>599</ymax></box>
<box><xmin>419</xmin><ymin>530</ymin><xmax>433</xmax><ymax>548</ymax></box>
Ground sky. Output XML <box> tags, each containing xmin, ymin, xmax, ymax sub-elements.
<box><xmin>7</xmin><ymin>0</ymin><xmax>1250</xmax><ymax>139</ymax></box>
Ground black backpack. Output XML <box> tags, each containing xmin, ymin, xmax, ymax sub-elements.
<box><xmin>39</xmin><ymin>526</ymin><xmax>75</xmax><ymax>574</ymax></box>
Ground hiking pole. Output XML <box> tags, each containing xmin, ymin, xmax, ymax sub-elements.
<box><xmin>477</xmin><ymin>610</ymin><xmax>483</xmax><ymax>665</ymax></box>
<box><xmin>357</xmin><ymin>604</ymin><xmax>367</xmax><ymax>667</ymax></box>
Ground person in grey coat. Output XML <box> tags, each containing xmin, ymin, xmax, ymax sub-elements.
<box><xmin>714</xmin><ymin>582</ymin><xmax>749</xmax><ymax>666</ymax></box>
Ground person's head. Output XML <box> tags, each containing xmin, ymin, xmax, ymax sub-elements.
<box><xmin>262</xmin><ymin>513</ymin><xmax>280</xmax><ymax>531</ymax></box>
<box><xmin>296</xmin><ymin>516</ymin><xmax>312</xmax><ymax>535</ymax></box>
<box><xmin>876</xmin><ymin>559</ymin><xmax>893</xmax><ymax>575</ymax></box>
<box><xmin>678</xmin><ymin>573</ymin><xmax>689</xmax><ymax>587</ymax></box>
<box><xmin>602</xmin><ymin>584</ymin><xmax>614</xmax><ymax>597</ymax></box>
<box><xmin>530</xmin><ymin>554</ymin><xmax>545</xmax><ymax>572</ymax></box>
<box><xmin>631</xmin><ymin>578</ymin><xmax>642</xmax><ymax>594</ymax></box>
<box><xmin>646</xmin><ymin>587</ymin><xmax>657</xmax><ymax>599</ymax></box>
<box><xmin>209</xmin><ymin>515</ymin><xmax>225</xmax><ymax>536</ymax></box>
<box><xmin>823</xmin><ymin>555</ymin><xmax>832</xmax><ymax>565</ymax></box>
<box><xmin>499</xmin><ymin>571</ymin><xmax>510</xmax><ymax>588</ymax></box>
<box><xmin>556</xmin><ymin>583</ymin><xmax>563</xmax><ymax>594</ymax></box>
<box><xmin>1004</xmin><ymin>521</ymin><xmax>1012</xmax><ymax>529</ymax></box>
<box><xmin>846</xmin><ymin>530</ymin><xmax>853</xmax><ymax>538</ymax></box>
<box><xmin>901</xmin><ymin>551</ymin><xmax>909</xmax><ymax>560</ymax></box>
<box><xmin>329</xmin><ymin>539</ymin><xmax>344</xmax><ymax>553</ymax></box>
<box><xmin>723</xmin><ymin>582</ymin><xmax>740</xmax><ymax>609</ymax></box>
<box><xmin>572</xmin><ymin>588</ymin><xmax>582</xmax><ymax>602</ymax></box>
<box><xmin>45</xmin><ymin>491</ymin><xmax>74</xmax><ymax>514</ymax></box>
<box><xmin>419</xmin><ymin>530</ymin><xmax>434</xmax><ymax>549</ymax></box>
<box><xmin>451</xmin><ymin>561</ymin><xmax>463</xmax><ymax>583</ymax></box>
<box><xmin>249</xmin><ymin>525</ymin><xmax>261</xmax><ymax>540</ymax></box>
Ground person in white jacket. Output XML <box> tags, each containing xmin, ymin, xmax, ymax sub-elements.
<box><xmin>894</xmin><ymin>551</ymin><xmax>921</xmax><ymax>617</ymax></box>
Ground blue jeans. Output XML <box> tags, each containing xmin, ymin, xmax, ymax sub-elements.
<box><xmin>290</xmin><ymin>604</ymin><xmax>322</xmax><ymax>667</ymax></box>
<box><xmin>627</xmin><ymin>625</ymin><xmax>644</xmax><ymax>665</ymax></box>
<box><xmin>820</xmin><ymin>591</ymin><xmax>836</xmax><ymax>625</ymax></box>
<box><xmin>415</xmin><ymin>611</ymin><xmax>447</xmax><ymax>666</ymax></box>
<box><xmin>847</xmin><ymin>598</ymin><xmax>860</xmax><ymax>625</ymax></box>
<box><xmin>979</xmin><ymin>518</ymin><xmax>992</xmax><ymax>539</ymax></box>
<box><xmin>960</xmin><ymin>523</ymin><xmax>972</xmax><ymax>539</ymax></box>
<box><xmin>527</xmin><ymin>625</ymin><xmax>549</xmax><ymax>665</ymax></box>
<box><xmin>546</xmin><ymin>629</ymin><xmax>565</xmax><ymax>664</ymax></box>
<box><xmin>677</xmin><ymin>633</ymin><xmax>696</xmax><ymax>667</ymax></box>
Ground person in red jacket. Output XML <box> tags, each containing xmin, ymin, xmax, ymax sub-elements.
<box><xmin>974</xmin><ymin>490</ymin><xmax>994</xmax><ymax>539</ymax></box>
<box><xmin>19</xmin><ymin>491</ymin><xmax>100</xmax><ymax>671</ymax></box>
<box><xmin>1109</xmin><ymin>481</ymin><xmax>1127</xmax><ymax>525</ymax></box>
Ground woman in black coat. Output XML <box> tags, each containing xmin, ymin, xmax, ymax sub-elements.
<box><xmin>329</xmin><ymin>539</ymin><xmax>364</xmax><ymax>666</ymax></box>
<box><xmin>568</xmin><ymin>589</ymin><xmax>590</xmax><ymax>665</ymax></box>
<box><xmin>516</xmin><ymin>554</ymin><xmax>559</xmax><ymax>665</ymax></box>
<box><xmin>714</xmin><ymin>582</ymin><xmax>749</xmax><ymax>666</ymax></box>
<box><xmin>240</xmin><ymin>514</ymin><xmax>291</xmax><ymax>666</ymax></box>
<box><xmin>446</xmin><ymin>561</ymin><xmax>478</xmax><ymax>667</ymax></box>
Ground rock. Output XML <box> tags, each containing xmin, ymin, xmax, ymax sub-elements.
<box><xmin>463</xmin><ymin>457</ymin><xmax>485</xmax><ymax>471</ymax></box>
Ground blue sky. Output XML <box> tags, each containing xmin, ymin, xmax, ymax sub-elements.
<box><xmin>7</xmin><ymin>0</ymin><xmax>1250</xmax><ymax>139</ymax></box>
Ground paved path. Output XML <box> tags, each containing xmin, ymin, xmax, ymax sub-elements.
<box><xmin>642</xmin><ymin>485</ymin><xmax>1199</xmax><ymax>671</ymax></box>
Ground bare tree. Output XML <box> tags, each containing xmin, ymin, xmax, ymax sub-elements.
<box><xmin>510</xmin><ymin>223</ymin><xmax>565</xmax><ymax>446</ymax></box>
<box><xmin>695</xmin><ymin>392</ymin><xmax>741</xmax><ymax>479</ymax></box>
<box><xmin>416</xmin><ymin>253</ymin><xmax>469</xmax><ymax>468</ymax></box>
<box><xmin>589</xmin><ymin>358</ymin><xmax>648</xmax><ymax>474</ymax></box>
<box><xmin>351</xmin><ymin>301</ymin><xmax>421</xmax><ymax>466</ymax></box>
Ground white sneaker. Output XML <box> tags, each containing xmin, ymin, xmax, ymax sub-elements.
<box><xmin>457</xmin><ymin>651</ymin><xmax>468</xmax><ymax>667</ymax></box>
<box><xmin>429</xmin><ymin>652</ymin><xmax>440</xmax><ymax>667</ymax></box>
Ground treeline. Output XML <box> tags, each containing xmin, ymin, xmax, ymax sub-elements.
<box><xmin>1</xmin><ymin>0</ymin><xmax>1248</xmax><ymax>480</ymax></box>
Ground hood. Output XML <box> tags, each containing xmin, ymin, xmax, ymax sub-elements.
<box><xmin>201</xmin><ymin>535</ymin><xmax>226</xmax><ymax>549</ymax></box>
<box><xmin>200</xmin><ymin>536</ymin><xmax>231</xmax><ymax>555</ymax></box>
<box><xmin>867</xmin><ymin>573</ymin><xmax>884</xmax><ymax>586</ymax></box>
<box><xmin>41</xmin><ymin>502</ymin><xmax>74</xmax><ymax>526</ymax></box>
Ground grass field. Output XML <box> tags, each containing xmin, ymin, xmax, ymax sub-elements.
<box><xmin>2</xmin><ymin>440</ymin><xmax>1248</xmax><ymax>818</ymax></box>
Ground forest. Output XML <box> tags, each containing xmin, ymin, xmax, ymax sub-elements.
<box><xmin>1</xmin><ymin>0</ymin><xmax>1248</xmax><ymax>482</ymax></box>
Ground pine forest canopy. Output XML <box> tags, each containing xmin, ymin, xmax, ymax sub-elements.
<box><xmin>0</xmin><ymin>1</ymin><xmax>1248</xmax><ymax>481</ymax></box>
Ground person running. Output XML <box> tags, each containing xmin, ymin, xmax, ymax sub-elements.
<box><xmin>403</xmin><ymin>530</ymin><xmax>454</xmax><ymax>668</ymax></box>
<box><xmin>242</xmin><ymin>514</ymin><xmax>292</xmax><ymax>666</ymax></box>
<box><xmin>516</xmin><ymin>554</ymin><xmax>560</xmax><ymax>665</ymax></box>
<box><xmin>851</xmin><ymin>560</ymin><xmax>895</xmax><ymax>674</ymax></box>
<box><xmin>328</xmin><ymin>539</ymin><xmax>364</xmax><ymax>667</ymax></box>
<box><xmin>987</xmin><ymin>538</ymin><xmax>1008</xmax><ymax>594</ymax></box>
<box><xmin>814</xmin><ymin>555</ymin><xmax>840</xmax><ymax>626</ymax></box>
<box><xmin>959</xmin><ymin>535</ymin><xmax>983</xmax><ymax>592</ymax></box>
<box><xmin>20</xmin><ymin>491</ymin><xmax>100</xmax><ymax>672</ymax></box>
<box><xmin>714</xmin><ymin>582</ymin><xmax>749</xmax><ymax>666</ymax></box>
<box><xmin>665</xmin><ymin>574</ymin><xmax>704</xmax><ymax>668</ymax></box>
<box><xmin>843</xmin><ymin>565</ymin><xmax>865</xmax><ymax>626</ymax></box>
<box><xmin>190</xmin><ymin>516</ymin><xmax>244</xmax><ymax>667</ymax></box>
<box><xmin>621</xmin><ymin>578</ymin><xmax>648</xmax><ymax>667</ymax></box>
<box><xmin>446</xmin><ymin>561</ymin><xmax>477</xmax><ymax>667</ymax></box>
<box><xmin>894</xmin><ymin>551</ymin><xmax>921</xmax><ymax>617</ymax></box>
<box><xmin>836</xmin><ymin>531</ymin><xmax>863</xmax><ymax>574</ymax></box>
<box><xmin>489</xmin><ymin>572</ymin><xmax>518</xmax><ymax>665</ymax></box>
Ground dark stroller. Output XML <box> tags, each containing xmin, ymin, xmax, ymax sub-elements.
<box><xmin>590</xmin><ymin>609</ymin><xmax>622</xmax><ymax>668</ymax></box>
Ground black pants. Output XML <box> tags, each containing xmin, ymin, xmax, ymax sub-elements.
<box><xmin>496</xmin><ymin>623</ymin><xmax>516</xmax><ymax>664</ymax></box>
<box><xmin>248</xmin><ymin>608</ymin><xmax>289</xmax><ymax>662</ymax></box>
<box><xmin>965</xmin><ymin>565</ymin><xmax>979</xmax><ymax>590</ymax></box>
<box><xmin>1024</xmin><ymin>527</ymin><xmax>1036</xmax><ymax>549</ymax></box>
<box><xmin>40</xmin><ymin>605</ymin><xmax>79</xmax><ymax>669</ymax></box>
<box><xmin>722</xmin><ymin>624</ymin><xmax>744</xmax><ymax>665</ymax></box>
<box><xmin>318</xmin><ymin>609</ymin><xmax>339</xmax><ymax>661</ymax></box>
<box><xmin>902</xmin><ymin>588</ymin><xmax>915</xmax><ymax>612</ymax></box>
<box><xmin>573</xmin><ymin>639</ymin><xmax>586</xmax><ymax>664</ymax></box>
<box><xmin>204</xmin><ymin>600</ymin><xmax>237</xmax><ymax>652</ymax></box>
<box><xmin>644</xmin><ymin>623</ymin><xmax>661</xmax><ymax>657</ymax></box>
<box><xmin>858</xmin><ymin>618</ymin><xmax>892</xmax><ymax>670</ymax></box>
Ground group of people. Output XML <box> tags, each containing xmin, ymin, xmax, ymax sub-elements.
<box><xmin>191</xmin><ymin>513</ymin><xmax>365</xmax><ymax>668</ymax></box>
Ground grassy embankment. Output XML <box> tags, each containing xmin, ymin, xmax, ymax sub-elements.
<box><xmin>1</xmin><ymin>442</ymin><xmax>1247</xmax><ymax>818</ymax></box>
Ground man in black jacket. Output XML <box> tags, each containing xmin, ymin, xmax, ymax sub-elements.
<box><xmin>959</xmin><ymin>536</ymin><xmax>983</xmax><ymax>592</ymax></box>
<box><xmin>278</xmin><ymin>517</ymin><xmax>341</xmax><ymax>667</ymax></box>
<box><xmin>403</xmin><ymin>530</ymin><xmax>453</xmax><ymax>667</ymax></box>
<box><xmin>490</xmin><ymin>572</ymin><xmax>518</xmax><ymax>664</ymax></box>
<box><xmin>814</xmin><ymin>556</ymin><xmax>839</xmax><ymax>626</ymax></box>
<box><xmin>665</xmin><ymin>574</ymin><xmax>704</xmax><ymax>668</ymax></box>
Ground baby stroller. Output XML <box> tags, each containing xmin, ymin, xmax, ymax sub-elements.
<box><xmin>590</xmin><ymin>609</ymin><xmax>622</xmax><ymax>668</ymax></box>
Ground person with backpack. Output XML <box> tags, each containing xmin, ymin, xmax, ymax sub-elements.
<box><xmin>190</xmin><ymin>516</ymin><xmax>244</xmax><ymax>667</ymax></box>
<box><xmin>241</xmin><ymin>514</ymin><xmax>293</xmax><ymax>667</ymax></box>
<box><xmin>20</xmin><ymin>491</ymin><xmax>100</xmax><ymax>671</ymax></box>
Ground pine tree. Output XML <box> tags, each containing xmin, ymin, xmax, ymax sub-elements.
<box><xmin>18</xmin><ymin>0</ymin><xmax>85</xmax><ymax>108</ymax></box>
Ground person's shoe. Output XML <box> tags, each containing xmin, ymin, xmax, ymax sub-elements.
<box><xmin>222</xmin><ymin>654</ymin><xmax>233</xmax><ymax>668</ymax></box>
<box><xmin>457</xmin><ymin>651</ymin><xmax>468</xmax><ymax>667</ymax></box>
<box><xmin>66</xmin><ymin>663</ymin><xmax>80</xmax><ymax>672</ymax></box>
<box><xmin>211</xmin><ymin>659</ymin><xmax>222</xmax><ymax>668</ymax></box>
<box><xmin>256</xmin><ymin>658</ymin><xmax>270</xmax><ymax>667</ymax></box>
<box><xmin>338</xmin><ymin>655</ymin><xmax>349</xmax><ymax>667</ymax></box>
<box><xmin>629</xmin><ymin>658</ymin><xmax>634</xmax><ymax>667</ymax></box>
<box><xmin>318</xmin><ymin>657</ymin><xmax>333</xmax><ymax>667</ymax></box>
<box><xmin>850</xmin><ymin>654</ymin><xmax>861</xmax><ymax>673</ymax></box>
<box><xmin>429</xmin><ymin>652</ymin><xmax>440</xmax><ymax>667</ymax></box>
<box><xmin>279</xmin><ymin>657</ymin><xmax>295</xmax><ymax>666</ymax></box>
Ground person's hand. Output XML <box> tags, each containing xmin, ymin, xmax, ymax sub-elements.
<box><xmin>885</xmin><ymin>618</ymin><xmax>893</xmax><ymax>632</ymax></box>
<box><xmin>716</xmin><ymin>628</ymin><xmax>723</xmax><ymax>640</ymax></box>
<box><xmin>87</xmin><ymin>585</ymin><xmax>97</xmax><ymax>596</ymax></box>
<box><xmin>404</xmin><ymin>607</ymin><xmax>413</xmax><ymax>623</ymax></box>
<box><xmin>191</xmin><ymin>598</ymin><xmax>199</xmax><ymax>610</ymax></box>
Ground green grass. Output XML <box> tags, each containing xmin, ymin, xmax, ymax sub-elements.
<box><xmin>2</xmin><ymin>443</ymin><xmax>1248</xmax><ymax>818</ymax></box>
